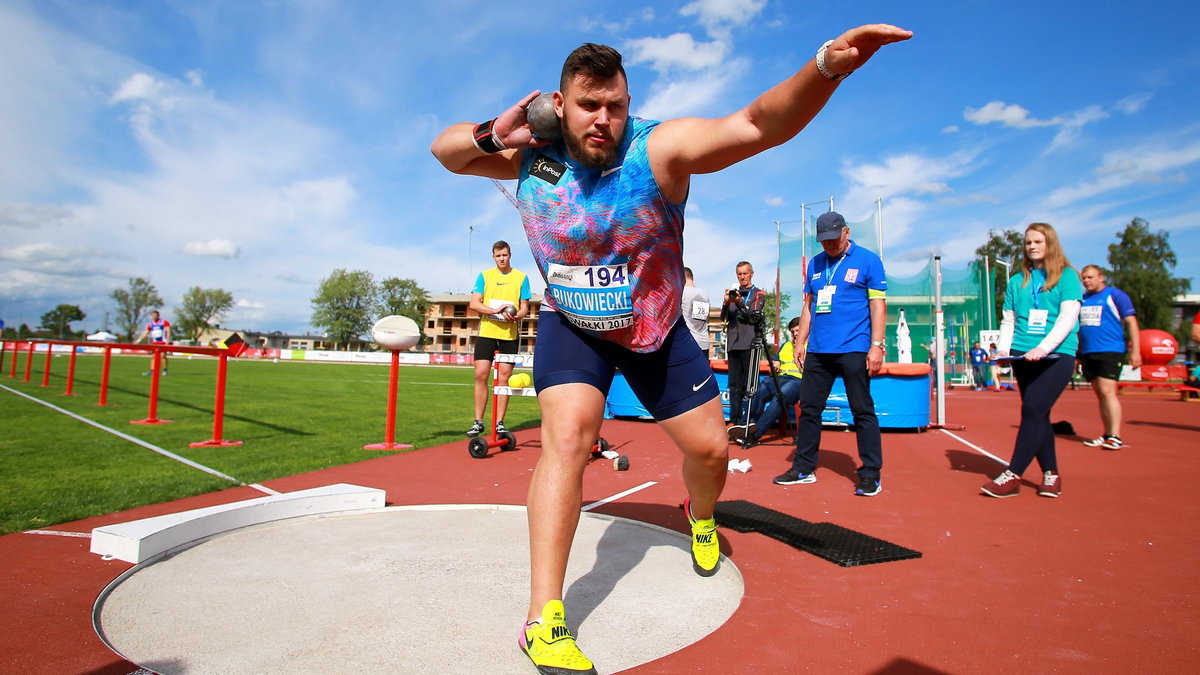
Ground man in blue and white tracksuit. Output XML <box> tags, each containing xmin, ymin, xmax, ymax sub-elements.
<box><xmin>1078</xmin><ymin>265</ymin><xmax>1141</xmax><ymax>450</ymax></box>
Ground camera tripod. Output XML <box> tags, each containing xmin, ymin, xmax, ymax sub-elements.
<box><xmin>729</xmin><ymin>326</ymin><xmax>790</xmax><ymax>447</ymax></box>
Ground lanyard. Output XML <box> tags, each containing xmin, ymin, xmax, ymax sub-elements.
<box><xmin>823</xmin><ymin>252</ymin><xmax>848</xmax><ymax>289</ymax></box>
<box><xmin>1031</xmin><ymin>270</ymin><xmax>1045</xmax><ymax>309</ymax></box>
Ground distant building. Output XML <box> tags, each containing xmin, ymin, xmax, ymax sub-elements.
<box><xmin>423</xmin><ymin>293</ymin><xmax>542</xmax><ymax>355</ymax></box>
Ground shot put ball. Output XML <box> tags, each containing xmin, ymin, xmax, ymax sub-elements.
<box><xmin>526</xmin><ymin>92</ymin><xmax>561</xmax><ymax>140</ymax></box>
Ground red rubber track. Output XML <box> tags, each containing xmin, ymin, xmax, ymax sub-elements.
<box><xmin>2</xmin><ymin>388</ymin><xmax>1197</xmax><ymax>673</ymax></box>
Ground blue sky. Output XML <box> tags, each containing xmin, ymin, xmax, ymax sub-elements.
<box><xmin>2</xmin><ymin>0</ymin><xmax>1197</xmax><ymax>335</ymax></box>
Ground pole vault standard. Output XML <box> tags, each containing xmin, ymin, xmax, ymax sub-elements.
<box><xmin>25</xmin><ymin>339</ymin><xmax>245</xmax><ymax>447</ymax></box>
<box><xmin>927</xmin><ymin>256</ymin><xmax>965</xmax><ymax>430</ymax></box>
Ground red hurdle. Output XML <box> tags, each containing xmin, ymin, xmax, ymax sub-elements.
<box><xmin>23</xmin><ymin>339</ymin><xmax>244</xmax><ymax>447</ymax></box>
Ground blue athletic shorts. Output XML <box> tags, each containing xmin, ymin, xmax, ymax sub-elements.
<box><xmin>534</xmin><ymin>311</ymin><xmax>720</xmax><ymax>421</ymax></box>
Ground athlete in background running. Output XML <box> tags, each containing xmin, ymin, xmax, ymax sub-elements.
<box><xmin>135</xmin><ymin>310</ymin><xmax>171</xmax><ymax>376</ymax></box>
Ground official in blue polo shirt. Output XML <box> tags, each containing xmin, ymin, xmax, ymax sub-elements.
<box><xmin>1077</xmin><ymin>264</ymin><xmax>1140</xmax><ymax>450</ymax></box>
<box><xmin>773</xmin><ymin>211</ymin><xmax>887</xmax><ymax>496</ymax></box>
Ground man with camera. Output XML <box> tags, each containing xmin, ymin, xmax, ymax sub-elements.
<box><xmin>774</xmin><ymin>212</ymin><xmax>888</xmax><ymax>496</ymax></box>
<box><xmin>721</xmin><ymin>261</ymin><xmax>767</xmax><ymax>434</ymax></box>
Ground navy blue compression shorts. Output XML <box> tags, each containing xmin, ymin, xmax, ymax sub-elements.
<box><xmin>533</xmin><ymin>311</ymin><xmax>720</xmax><ymax>421</ymax></box>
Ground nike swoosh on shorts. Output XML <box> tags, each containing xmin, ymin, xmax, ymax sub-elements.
<box><xmin>692</xmin><ymin>375</ymin><xmax>712</xmax><ymax>391</ymax></box>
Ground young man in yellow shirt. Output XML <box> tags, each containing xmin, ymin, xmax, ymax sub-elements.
<box><xmin>467</xmin><ymin>241</ymin><xmax>531</xmax><ymax>437</ymax></box>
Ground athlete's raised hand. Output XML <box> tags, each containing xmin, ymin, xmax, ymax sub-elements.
<box><xmin>822</xmin><ymin>24</ymin><xmax>913</xmax><ymax>78</ymax></box>
<box><xmin>493</xmin><ymin>90</ymin><xmax>550</xmax><ymax>150</ymax></box>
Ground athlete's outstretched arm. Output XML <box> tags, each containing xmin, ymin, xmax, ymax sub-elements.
<box><xmin>649</xmin><ymin>24</ymin><xmax>912</xmax><ymax>197</ymax></box>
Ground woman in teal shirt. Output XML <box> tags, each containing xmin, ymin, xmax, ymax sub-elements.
<box><xmin>982</xmin><ymin>223</ymin><xmax>1082</xmax><ymax>498</ymax></box>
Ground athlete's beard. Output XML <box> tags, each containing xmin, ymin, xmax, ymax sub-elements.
<box><xmin>564</xmin><ymin>125</ymin><xmax>621</xmax><ymax>169</ymax></box>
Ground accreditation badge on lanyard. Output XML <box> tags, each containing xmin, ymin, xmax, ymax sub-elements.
<box><xmin>1027</xmin><ymin>279</ymin><xmax>1049</xmax><ymax>335</ymax></box>
<box><xmin>546</xmin><ymin>262</ymin><xmax>634</xmax><ymax>331</ymax></box>
<box><xmin>815</xmin><ymin>253</ymin><xmax>847</xmax><ymax>314</ymax></box>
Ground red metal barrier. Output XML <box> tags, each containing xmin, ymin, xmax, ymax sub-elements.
<box><xmin>24</xmin><ymin>339</ymin><xmax>243</xmax><ymax>447</ymax></box>
<box><xmin>188</xmin><ymin>354</ymin><xmax>243</xmax><ymax>448</ymax></box>
<box><xmin>63</xmin><ymin>348</ymin><xmax>78</xmax><ymax>396</ymax></box>
<box><xmin>131</xmin><ymin>351</ymin><xmax>170</xmax><ymax>425</ymax></box>
<box><xmin>41</xmin><ymin>347</ymin><xmax>53</xmax><ymax>388</ymax></box>
<box><xmin>98</xmin><ymin>346</ymin><xmax>112</xmax><ymax>407</ymax></box>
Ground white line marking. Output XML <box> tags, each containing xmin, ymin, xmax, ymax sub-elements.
<box><xmin>940</xmin><ymin>428</ymin><xmax>1008</xmax><ymax>466</ymax></box>
<box><xmin>0</xmin><ymin>383</ymin><xmax>274</xmax><ymax>494</ymax></box>
<box><xmin>582</xmin><ymin>481</ymin><xmax>657</xmax><ymax>512</ymax></box>
<box><xmin>22</xmin><ymin>529</ymin><xmax>91</xmax><ymax>538</ymax></box>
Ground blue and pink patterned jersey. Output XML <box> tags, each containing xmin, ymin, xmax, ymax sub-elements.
<box><xmin>516</xmin><ymin>116</ymin><xmax>686</xmax><ymax>353</ymax></box>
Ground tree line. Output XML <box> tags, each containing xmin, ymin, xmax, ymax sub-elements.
<box><xmin>309</xmin><ymin>270</ymin><xmax>431</xmax><ymax>350</ymax></box>
<box><xmin>974</xmin><ymin>216</ymin><xmax>1191</xmax><ymax>340</ymax></box>
<box><xmin>2</xmin><ymin>278</ymin><xmax>235</xmax><ymax>343</ymax></box>
<box><xmin>3</xmin><ymin>270</ymin><xmax>432</xmax><ymax>350</ymax></box>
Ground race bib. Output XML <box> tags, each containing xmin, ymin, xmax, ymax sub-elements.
<box><xmin>547</xmin><ymin>263</ymin><xmax>633</xmax><ymax>331</ymax></box>
<box><xmin>815</xmin><ymin>285</ymin><xmax>836</xmax><ymax>314</ymax></box>
<box><xmin>1079</xmin><ymin>305</ymin><xmax>1103</xmax><ymax>327</ymax></box>
<box><xmin>689</xmin><ymin>300</ymin><xmax>710</xmax><ymax>320</ymax></box>
<box><xmin>1027</xmin><ymin>308</ymin><xmax>1049</xmax><ymax>334</ymax></box>
<box><xmin>150</xmin><ymin>327</ymin><xmax>164</xmax><ymax>340</ymax></box>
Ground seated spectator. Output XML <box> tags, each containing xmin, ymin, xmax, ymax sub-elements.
<box><xmin>729</xmin><ymin>317</ymin><xmax>803</xmax><ymax>447</ymax></box>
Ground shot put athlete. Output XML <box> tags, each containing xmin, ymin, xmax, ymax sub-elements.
<box><xmin>432</xmin><ymin>24</ymin><xmax>911</xmax><ymax>675</ymax></box>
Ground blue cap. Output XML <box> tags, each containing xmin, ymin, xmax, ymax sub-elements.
<box><xmin>816</xmin><ymin>211</ymin><xmax>847</xmax><ymax>241</ymax></box>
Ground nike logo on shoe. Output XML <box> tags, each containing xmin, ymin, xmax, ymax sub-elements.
<box><xmin>692</xmin><ymin>375</ymin><xmax>712</xmax><ymax>391</ymax></box>
<box><xmin>601</xmin><ymin>165</ymin><xmax>622</xmax><ymax>177</ymax></box>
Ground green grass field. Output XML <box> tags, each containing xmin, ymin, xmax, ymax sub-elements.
<box><xmin>0</xmin><ymin>350</ymin><xmax>540</xmax><ymax>535</ymax></box>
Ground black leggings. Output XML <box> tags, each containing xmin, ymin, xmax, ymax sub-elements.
<box><xmin>1007</xmin><ymin>353</ymin><xmax>1075</xmax><ymax>475</ymax></box>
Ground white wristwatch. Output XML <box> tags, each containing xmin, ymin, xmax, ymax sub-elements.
<box><xmin>816</xmin><ymin>40</ymin><xmax>851</xmax><ymax>81</ymax></box>
<box><xmin>871</xmin><ymin>341</ymin><xmax>885</xmax><ymax>349</ymax></box>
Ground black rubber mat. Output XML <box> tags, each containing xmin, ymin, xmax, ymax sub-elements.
<box><xmin>713</xmin><ymin>500</ymin><xmax>922</xmax><ymax>567</ymax></box>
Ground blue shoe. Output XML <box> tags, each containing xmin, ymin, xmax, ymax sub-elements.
<box><xmin>773</xmin><ymin>469</ymin><xmax>816</xmax><ymax>485</ymax></box>
<box><xmin>855</xmin><ymin>478</ymin><xmax>882</xmax><ymax>496</ymax></box>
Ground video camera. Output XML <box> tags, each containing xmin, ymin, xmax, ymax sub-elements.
<box><xmin>728</xmin><ymin>287</ymin><xmax>765</xmax><ymax>327</ymax></box>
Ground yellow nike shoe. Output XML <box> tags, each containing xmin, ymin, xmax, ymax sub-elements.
<box><xmin>684</xmin><ymin>497</ymin><xmax>721</xmax><ymax>577</ymax></box>
<box><xmin>518</xmin><ymin>600</ymin><xmax>596</xmax><ymax>675</ymax></box>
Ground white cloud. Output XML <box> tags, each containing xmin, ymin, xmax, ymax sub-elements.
<box><xmin>110</xmin><ymin>72</ymin><xmax>163</xmax><ymax>103</ymax></box>
<box><xmin>1043</xmin><ymin>139</ymin><xmax>1200</xmax><ymax>208</ymax></box>
<box><xmin>624</xmin><ymin>33</ymin><xmax>728</xmax><ymax>73</ymax></box>
<box><xmin>1115</xmin><ymin>93</ymin><xmax>1151</xmax><ymax>114</ymax></box>
<box><xmin>765</xmin><ymin>195</ymin><xmax>784</xmax><ymax>207</ymax></box>
<box><xmin>1047</xmin><ymin>105</ymin><xmax>1109</xmax><ymax>152</ymax></box>
<box><xmin>0</xmin><ymin>203</ymin><xmax>77</xmax><ymax>229</ymax></box>
<box><xmin>0</xmin><ymin>242</ymin><xmax>82</xmax><ymax>262</ymax></box>
<box><xmin>635</xmin><ymin>58</ymin><xmax>747</xmax><ymax>120</ymax></box>
<box><xmin>842</xmin><ymin>151</ymin><xmax>980</xmax><ymax>206</ymax></box>
<box><xmin>181</xmin><ymin>239</ymin><xmax>240</xmax><ymax>258</ymax></box>
<box><xmin>942</xmin><ymin>125</ymin><xmax>960</xmax><ymax>134</ymax></box>
<box><xmin>680</xmin><ymin>0</ymin><xmax>766</xmax><ymax>30</ymax></box>
<box><xmin>964</xmin><ymin>101</ymin><xmax>1060</xmax><ymax>128</ymax></box>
